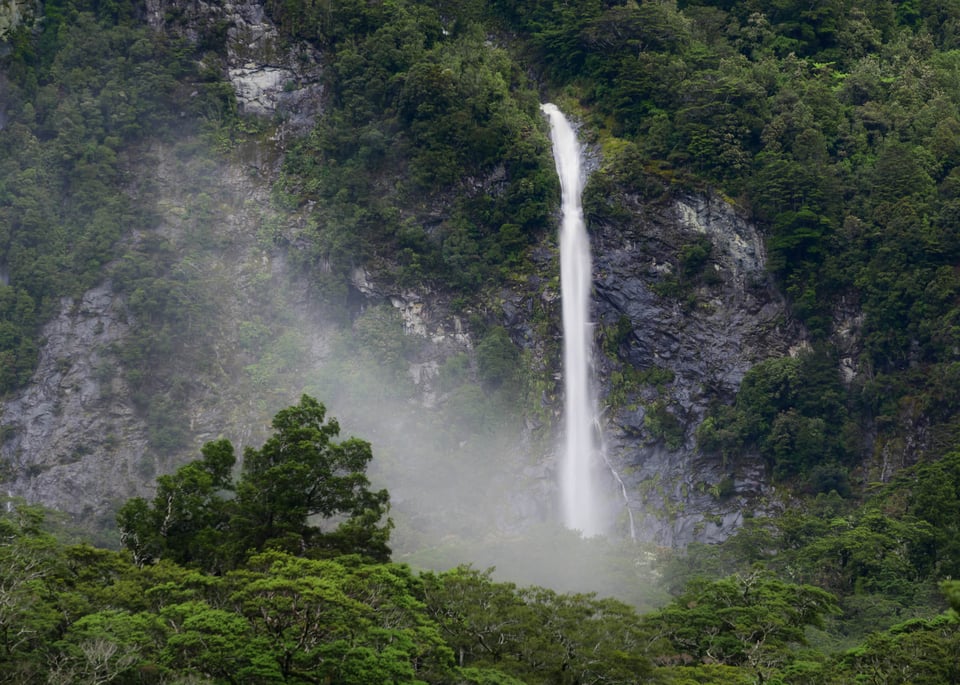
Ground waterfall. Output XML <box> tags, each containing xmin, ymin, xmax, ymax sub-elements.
<box><xmin>541</xmin><ymin>103</ymin><xmax>604</xmax><ymax>537</ymax></box>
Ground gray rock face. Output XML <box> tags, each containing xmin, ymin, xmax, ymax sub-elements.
<box><xmin>144</xmin><ymin>0</ymin><xmax>324</xmax><ymax>131</ymax></box>
<box><xmin>0</xmin><ymin>0</ymin><xmax>805</xmax><ymax>549</ymax></box>
<box><xmin>0</xmin><ymin>284</ymin><xmax>147</xmax><ymax>521</ymax></box>
<box><xmin>0</xmin><ymin>141</ymin><xmax>334</xmax><ymax>526</ymax></box>
<box><xmin>0</xmin><ymin>0</ymin><xmax>31</xmax><ymax>42</ymax></box>
<box><xmin>589</xmin><ymin>189</ymin><xmax>802</xmax><ymax>546</ymax></box>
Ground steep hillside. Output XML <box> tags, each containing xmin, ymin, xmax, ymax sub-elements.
<box><xmin>4</xmin><ymin>1</ymin><xmax>960</xmax><ymax>681</ymax></box>
<box><xmin>3</xmin><ymin>0</ymin><xmax>960</xmax><ymax>593</ymax></box>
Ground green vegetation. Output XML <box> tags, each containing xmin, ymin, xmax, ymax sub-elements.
<box><xmin>270</xmin><ymin>0</ymin><xmax>556</xmax><ymax>294</ymax></box>
<box><xmin>0</xmin><ymin>398</ymin><xmax>955</xmax><ymax>683</ymax></box>
<box><xmin>696</xmin><ymin>347</ymin><xmax>855</xmax><ymax>485</ymax></box>
<box><xmin>491</xmin><ymin>0</ymin><xmax>960</xmax><ymax>490</ymax></box>
<box><xmin>0</xmin><ymin>0</ymin><xmax>257</xmax><ymax>462</ymax></box>
<box><xmin>649</xmin><ymin>447</ymin><xmax>960</xmax><ymax>681</ymax></box>
<box><xmin>117</xmin><ymin>395</ymin><xmax>391</xmax><ymax>571</ymax></box>
<box><xmin>4</xmin><ymin>0</ymin><xmax>960</xmax><ymax>682</ymax></box>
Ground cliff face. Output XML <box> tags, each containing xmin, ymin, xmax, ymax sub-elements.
<box><xmin>590</xmin><ymin>189</ymin><xmax>802</xmax><ymax>545</ymax></box>
<box><xmin>1</xmin><ymin>283</ymin><xmax>141</xmax><ymax>522</ymax></box>
<box><xmin>143</xmin><ymin>0</ymin><xmax>324</xmax><ymax>131</ymax></box>
<box><xmin>0</xmin><ymin>141</ymin><xmax>334</xmax><ymax>528</ymax></box>
<box><xmin>1</xmin><ymin>0</ymin><xmax>806</xmax><ymax>549</ymax></box>
<box><xmin>1</xmin><ymin>0</ymin><xmax>333</xmax><ymax>530</ymax></box>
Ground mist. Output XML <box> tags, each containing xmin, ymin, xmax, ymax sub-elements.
<box><xmin>0</xmin><ymin>101</ymin><xmax>661</xmax><ymax>609</ymax></box>
<box><xmin>147</xmin><ymin>131</ymin><xmax>662</xmax><ymax>607</ymax></box>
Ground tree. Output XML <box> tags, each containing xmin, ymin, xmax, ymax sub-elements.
<box><xmin>642</xmin><ymin>570</ymin><xmax>839</xmax><ymax>681</ymax></box>
<box><xmin>421</xmin><ymin>566</ymin><xmax>652</xmax><ymax>684</ymax></box>
<box><xmin>117</xmin><ymin>439</ymin><xmax>236</xmax><ymax>570</ymax></box>
<box><xmin>231</xmin><ymin>395</ymin><xmax>391</xmax><ymax>562</ymax></box>
<box><xmin>0</xmin><ymin>501</ymin><xmax>61</xmax><ymax>681</ymax></box>
<box><xmin>119</xmin><ymin>396</ymin><xmax>392</xmax><ymax>571</ymax></box>
<box><xmin>226</xmin><ymin>552</ymin><xmax>455</xmax><ymax>684</ymax></box>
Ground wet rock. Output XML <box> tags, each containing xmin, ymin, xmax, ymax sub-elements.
<box><xmin>588</xmin><ymin>186</ymin><xmax>802</xmax><ymax>546</ymax></box>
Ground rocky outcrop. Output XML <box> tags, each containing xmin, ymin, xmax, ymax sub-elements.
<box><xmin>349</xmin><ymin>266</ymin><xmax>474</xmax><ymax>407</ymax></box>
<box><xmin>0</xmin><ymin>0</ymin><xmax>805</xmax><ymax>551</ymax></box>
<box><xmin>144</xmin><ymin>0</ymin><xmax>324</xmax><ymax>131</ymax></box>
<box><xmin>0</xmin><ymin>0</ymin><xmax>31</xmax><ymax>43</ymax></box>
<box><xmin>0</xmin><ymin>140</ymin><xmax>334</xmax><ymax>525</ymax></box>
<box><xmin>588</xmin><ymin>187</ymin><xmax>802</xmax><ymax>546</ymax></box>
<box><xmin>0</xmin><ymin>284</ymin><xmax>147</xmax><ymax>521</ymax></box>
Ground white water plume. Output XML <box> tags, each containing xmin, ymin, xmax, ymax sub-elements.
<box><xmin>541</xmin><ymin>103</ymin><xmax>605</xmax><ymax>537</ymax></box>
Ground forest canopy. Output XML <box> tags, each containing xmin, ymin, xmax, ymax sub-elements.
<box><xmin>0</xmin><ymin>399</ymin><xmax>656</xmax><ymax>683</ymax></box>
<box><xmin>1</xmin><ymin>397</ymin><xmax>956</xmax><ymax>683</ymax></box>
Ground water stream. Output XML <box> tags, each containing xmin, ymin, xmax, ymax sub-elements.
<box><xmin>541</xmin><ymin>103</ymin><xmax>605</xmax><ymax>537</ymax></box>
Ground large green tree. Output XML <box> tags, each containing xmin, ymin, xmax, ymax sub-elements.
<box><xmin>231</xmin><ymin>395</ymin><xmax>391</xmax><ymax>562</ymax></box>
<box><xmin>118</xmin><ymin>395</ymin><xmax>391</xmax><ymax>571</ymax></box>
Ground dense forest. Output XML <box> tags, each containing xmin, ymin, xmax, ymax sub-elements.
<box><xmin>2</xmin><ymin>397</ymin><xmax>957</xmax><ymax>683</ymax></box>
<box><xmin>0</xmin><ymin>397</ymin><xmax>955</xmax><ymax>683</ymax></box>
<box><xmin>3</xmin><ymin>0</ymin><xmax>960</xmax><ymax>681</ymax></box>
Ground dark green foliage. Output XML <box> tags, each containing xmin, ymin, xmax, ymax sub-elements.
<box><xmin>678</xmin><ymin>235</ymin><xmax>714</xmax><ymax>280</ymax></box>
<box><xmin>272</xmin><ymin>1</ymin><xmax>554</xmax><ymax>297</ymax></box>
<box><xmin>118</xmin><ymin>396</ymin><xmax>392</xmax><ymax>571</ymax></box>
<box><xmin>902</xmin><ymin>450</ymin><xmax>960</xmax><ymax>577</ymax></box>
<box><xmin>493</xmin><ymin>0</ymin><xmax>960</xmax><ymax>496</ymax></box>
<box><xmin>5</xmin><ymin>468</ymin><xmax>960</xmax><ymax>684</ymax></box>
<box><xmin>476</xmin><ymin>326</ymin><xmax>519</xmax><ymax>391</ymax></box>
<box><xmin>644</xmin><ymin>400</ymin><xmax>685</xmax><ymax>450</ymax></box>
<box><xmin>0</xmin><ymin>0</ymin><xmax>232</xmax><ymax>397</ymax></box>
<box><xmin>117</xmin><ymin>439</ymin><xmax>236</xmax><ymax>569</ymax></box>
<box><xmin>657</xmin><ymin>473</ymin><xmax>956</xmax><ymax>659</ymax></box>
<box><xmin>698</xmin><ymin>348</ymin><xmax>853</xmax><ymax>483</ymax></box>
<box><xmin>233</xmin><ymin>395</ymin><xmax>391</xmax><ymax>562</ymax></box>
<box><xmin>7</xmin><ymin>0</ymin><xmax>960</xmax><ymax>680</ymax></box>
<box><xmin>824</xmin><ymin>612</ymin><xmax>960</xmax><ymax>684</ymax></box>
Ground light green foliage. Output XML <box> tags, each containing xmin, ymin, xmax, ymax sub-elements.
<box><xmin>50</xmin><ymin>609</ymin><xmax>164</xmax><ymax>684</ymax></box>
<box><xmin>643</xmin><ymin>570</ymin><xmax>839</xmax><ymax>681</ymax></box>
<box><xmin>160</xmin><ymin>601</ymin><xmax>272</xmax><ymax>681</ymax></box>
<box><xmin>421</xmin><ymin>565</ymin><xmax>653</xmax><ymax>684</ymax></box>
<box><xmin>823</xmin><ymin>612</ymin><xmax>960</xmax><ymax>684</ymax></box>
<box><xmin>227</xmin><ymin>553</ymin><xmax>454</xmax><ymax>684</ymax></box>
<box><xmin>944</xmin><ymin>580</ymin><xmax>960</xmax><ymax>614</ymax></box>
<box><xmin>796</xmin><ymin>511</ymin><xmax>937</xmax><ymax>596</ymax></box>
<box><xmin>2</xmin><ymin>501</ymin><xmax>456</xmax><ymax>683</ymax></box>
<box><xmin>652</xmin><ymin>664</ymin><xmax>755</xmax><ymax>684</ymax></box>
<box><xmin>1</xmin><ymin>493</ymin><xmax>958</xmax><ymax>684</ymax></box>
